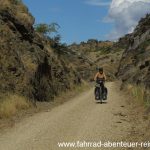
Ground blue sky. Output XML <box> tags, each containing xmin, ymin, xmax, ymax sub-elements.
<box><xmin>22</xmin><ymin>0</ymin><xmax>150</xmax><ymax>44</ymax></box>
<box><xmin>22</xmin><ymin>0</ymin><xmax>113</xmax><ymax>44</ymax></box>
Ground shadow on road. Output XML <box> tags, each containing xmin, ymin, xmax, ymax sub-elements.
<box><xmin>95</xmin><ymin>101</ymin><xmax>107</xmax><ymax>104</ymax></box>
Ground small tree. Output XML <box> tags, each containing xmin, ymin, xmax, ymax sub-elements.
<box><xmin>53</xmin><ymin>34</ymin><xmax>61</xmax><ymax>44</ymax></box>
<box><xmin>49</xmin><ymin>34</ymin><xmax>61</xmax><ymax>48</ymax></box>
<box><xmin>34</xmin><ymin>23</ymin><xmax>60</xmax><ymax>37</ymax></box>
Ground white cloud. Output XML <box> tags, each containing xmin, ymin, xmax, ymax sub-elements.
<box><xmin>106</xmin><ymin>0</ymin><xmax>150</xmax><ymax>40</ymax></box>
<box><xmin>85</xmin><ymin>0</ymin><xmax>110</xmax><ymax>6</ymax></box>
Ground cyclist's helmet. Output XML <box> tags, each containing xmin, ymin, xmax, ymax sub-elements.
<box><xmin>98</xmin><ymin>67</ymin><xmax>103</xmax><ymax>73</ymax></box>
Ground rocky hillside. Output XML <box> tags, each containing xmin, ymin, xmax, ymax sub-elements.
<box><xmin>117</xmin><ymin>14</ymin><xmax>150</xmax><ymax>90</ymax></box>
<box><xmin>69</xmin><ymin>40</ymin><xmax>113</xmax><ymax>54</ymax></box>
<box><xmin>54</xmin><ymin>46</ymin><xmax>94</xmax><ymax>80</ymax></box>
<box><xmin>0</xmin><ymin>0</ymin><xmax>81</xmax><ymax>102</ymax></box>
<box><xmin>69</xmin><ymin>40</ymin><xmax>124</xmax><ymax>81</ymax></box>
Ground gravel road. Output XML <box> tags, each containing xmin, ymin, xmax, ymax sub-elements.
<box><xmin>0</xmin><ymin>82</ymin><xmax>131</xmax><ymax>150</ymax></box>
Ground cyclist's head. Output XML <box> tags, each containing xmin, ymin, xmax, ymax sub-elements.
<box><xmin>98</xmin><ymin>67</ymin><xmax>103</xmax><ymax>74</ymax></box>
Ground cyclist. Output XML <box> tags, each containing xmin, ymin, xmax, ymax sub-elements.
<box><xmin>94</xmin><ymin>67</ymin><xmax>107</xmax><ymax>99</ymax></box>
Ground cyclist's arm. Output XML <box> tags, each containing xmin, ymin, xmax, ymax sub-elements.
<box><xmin>103</xmin><ymin>73</ymin><xmax>106</xmax><ymax>81</ymax></box>
<box><xmin>94</xmin><ymin>72</ymin><xmax>98</xmax><ymax>81</ymax></box>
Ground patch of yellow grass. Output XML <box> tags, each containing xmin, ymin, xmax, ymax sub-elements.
<box><xmin>16</xmin><ymin>12</ymin><xmax>30</xmax><ymax>22</ymax></box>
<box><xmin>72</xmin><ymin>80</ymin><xmax>90</xmax><ymax>93</ymax></box>
<box><xmin>21</xmin><ymin>55</ymin><xmax>37</xmax><ymax>71</ymax></box>
<box><xmin>126</xmin><ymin>84</ymin><xmax>150</xmax><ymax>107</ymax></box>
<box><xmin>0</xmin><ymin>94</ymin><xmax>30</xmax><ymax>118</ymax></box>
<box><xmin>131</xmin><ymin>85</ymin><xmax>145</xmax><ymax>103</ymax></box>
<box><xmin>0</xmin><ymin>0</ymin><xmax>34</xmax><ymax>25</ymax></box>
<box><xmin>0</xmin><ymin>0</ymin><xmax>10</xmax><ymax>5</ymax></box>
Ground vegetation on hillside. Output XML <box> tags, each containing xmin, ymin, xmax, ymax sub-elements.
<box><xmin>68</xmin><ymin>39</ymin><xmax>125</xmax><ymax>81</ymax></box>
<box><xmin>0</xmin><ymin>0</ymin><xmax>82</xmax><ymax>119</ymax></box>
<box><xmin>0</xmin><ymin>94</ymin><xmax>30</xmax><ymax>118</ymax></box>
<box><xmin>117</xmin><ymin>14</ymin><xmax>150</xmax><ymax>108</ymax></box>
<box><xmin>34</xmin><ymin>23</ymin><xmax>60</xmax><ymax>37</ymax></box>
<box><xmin>126</xmin><ymin>84</ymin><xmax>150</xmax><ymax>108</ymax></box>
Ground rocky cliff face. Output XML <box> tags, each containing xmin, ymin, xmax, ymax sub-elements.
<box><xmin>0</xmin><ymin>0</ymin><xmax>80</xmax><ymax>101</ymax></box>
<box><xmin>117</xmin><ymin>14</ymin><xmax>150</xmax><ymax>89</ymax></box>
<box><xmin>69</xmin><ymin>40</ymin><xmax>124</xmax><ymax>81</ymax></box>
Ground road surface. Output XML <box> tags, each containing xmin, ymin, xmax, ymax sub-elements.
<box><xmin>0</xmin><ymin>82</ymin><xmax>131</xmax><ymax>150</ymax></box>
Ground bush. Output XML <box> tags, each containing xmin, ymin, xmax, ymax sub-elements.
<box><xmin>34</xmin><ymin>23</ymin><xmax>60</xmax><ymax>37</ymax></box>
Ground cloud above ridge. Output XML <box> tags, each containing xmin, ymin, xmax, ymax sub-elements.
<box><xmin>106</xmin><ymin>0</ymin><xmax>150</xmax><ymax>40</ymax></box>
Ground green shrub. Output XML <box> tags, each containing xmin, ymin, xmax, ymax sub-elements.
<box><xmin>34</xmin><ymin>23</ymin><xmax>60</xmax><ymax>37</ymax></box>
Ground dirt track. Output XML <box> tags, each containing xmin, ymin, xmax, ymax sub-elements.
<box><xmin>0</xmin><ymin>82</ymin><xmax>132</xmax><ymax>150</ymax></box>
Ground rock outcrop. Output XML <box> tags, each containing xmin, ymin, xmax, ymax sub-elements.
<box><xmin>0</xmin><ymin>0</ymin><xmax>80</xmax><ymax>101</ymax></box>
<box><xmin>117</xmin><ymin>14</ymin><xmax>150</xmax><ymax>89</ymax></box>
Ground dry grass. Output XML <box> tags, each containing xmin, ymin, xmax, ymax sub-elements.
<box><xmin>21</xmin><ymin>55</ymin><xmax>37</xmax><ymax>71</ymax></box>
<box><xmin>0</xmin><ymin>0</ymin><xmax>10</xmax><ymax>6</ymax></box>
<box><xmin>16</xmin><ymin>12</ymin><xmax>31</xmax><ymax>23</ymax></box>
<box><xmin>54</xmin><ymin>81</ymin><xmax>90</xmax><ymax>101</ymax></box>
<box><xmin>126</xmin><ymin>84</ymin><xmax>150</xmax><ymax>107</ymax></box>
<box><xmin>0</xmin><ymin>0</ymin><xmax>11</xmax><ymax>11</ymax></box>
<box><xmin>0</xmin><ymin>0</ymin><xmax>33</xmax><ymax>25</ymax></box>
<box><xmin>73</xmin><ymin>80</ymin><xmax>90</xmax><ymax>92</ymax></box>
<box><xmin>0</xmin><ymin>94</ymin><xmax>30</xmax><ymax>118</ymax></box>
